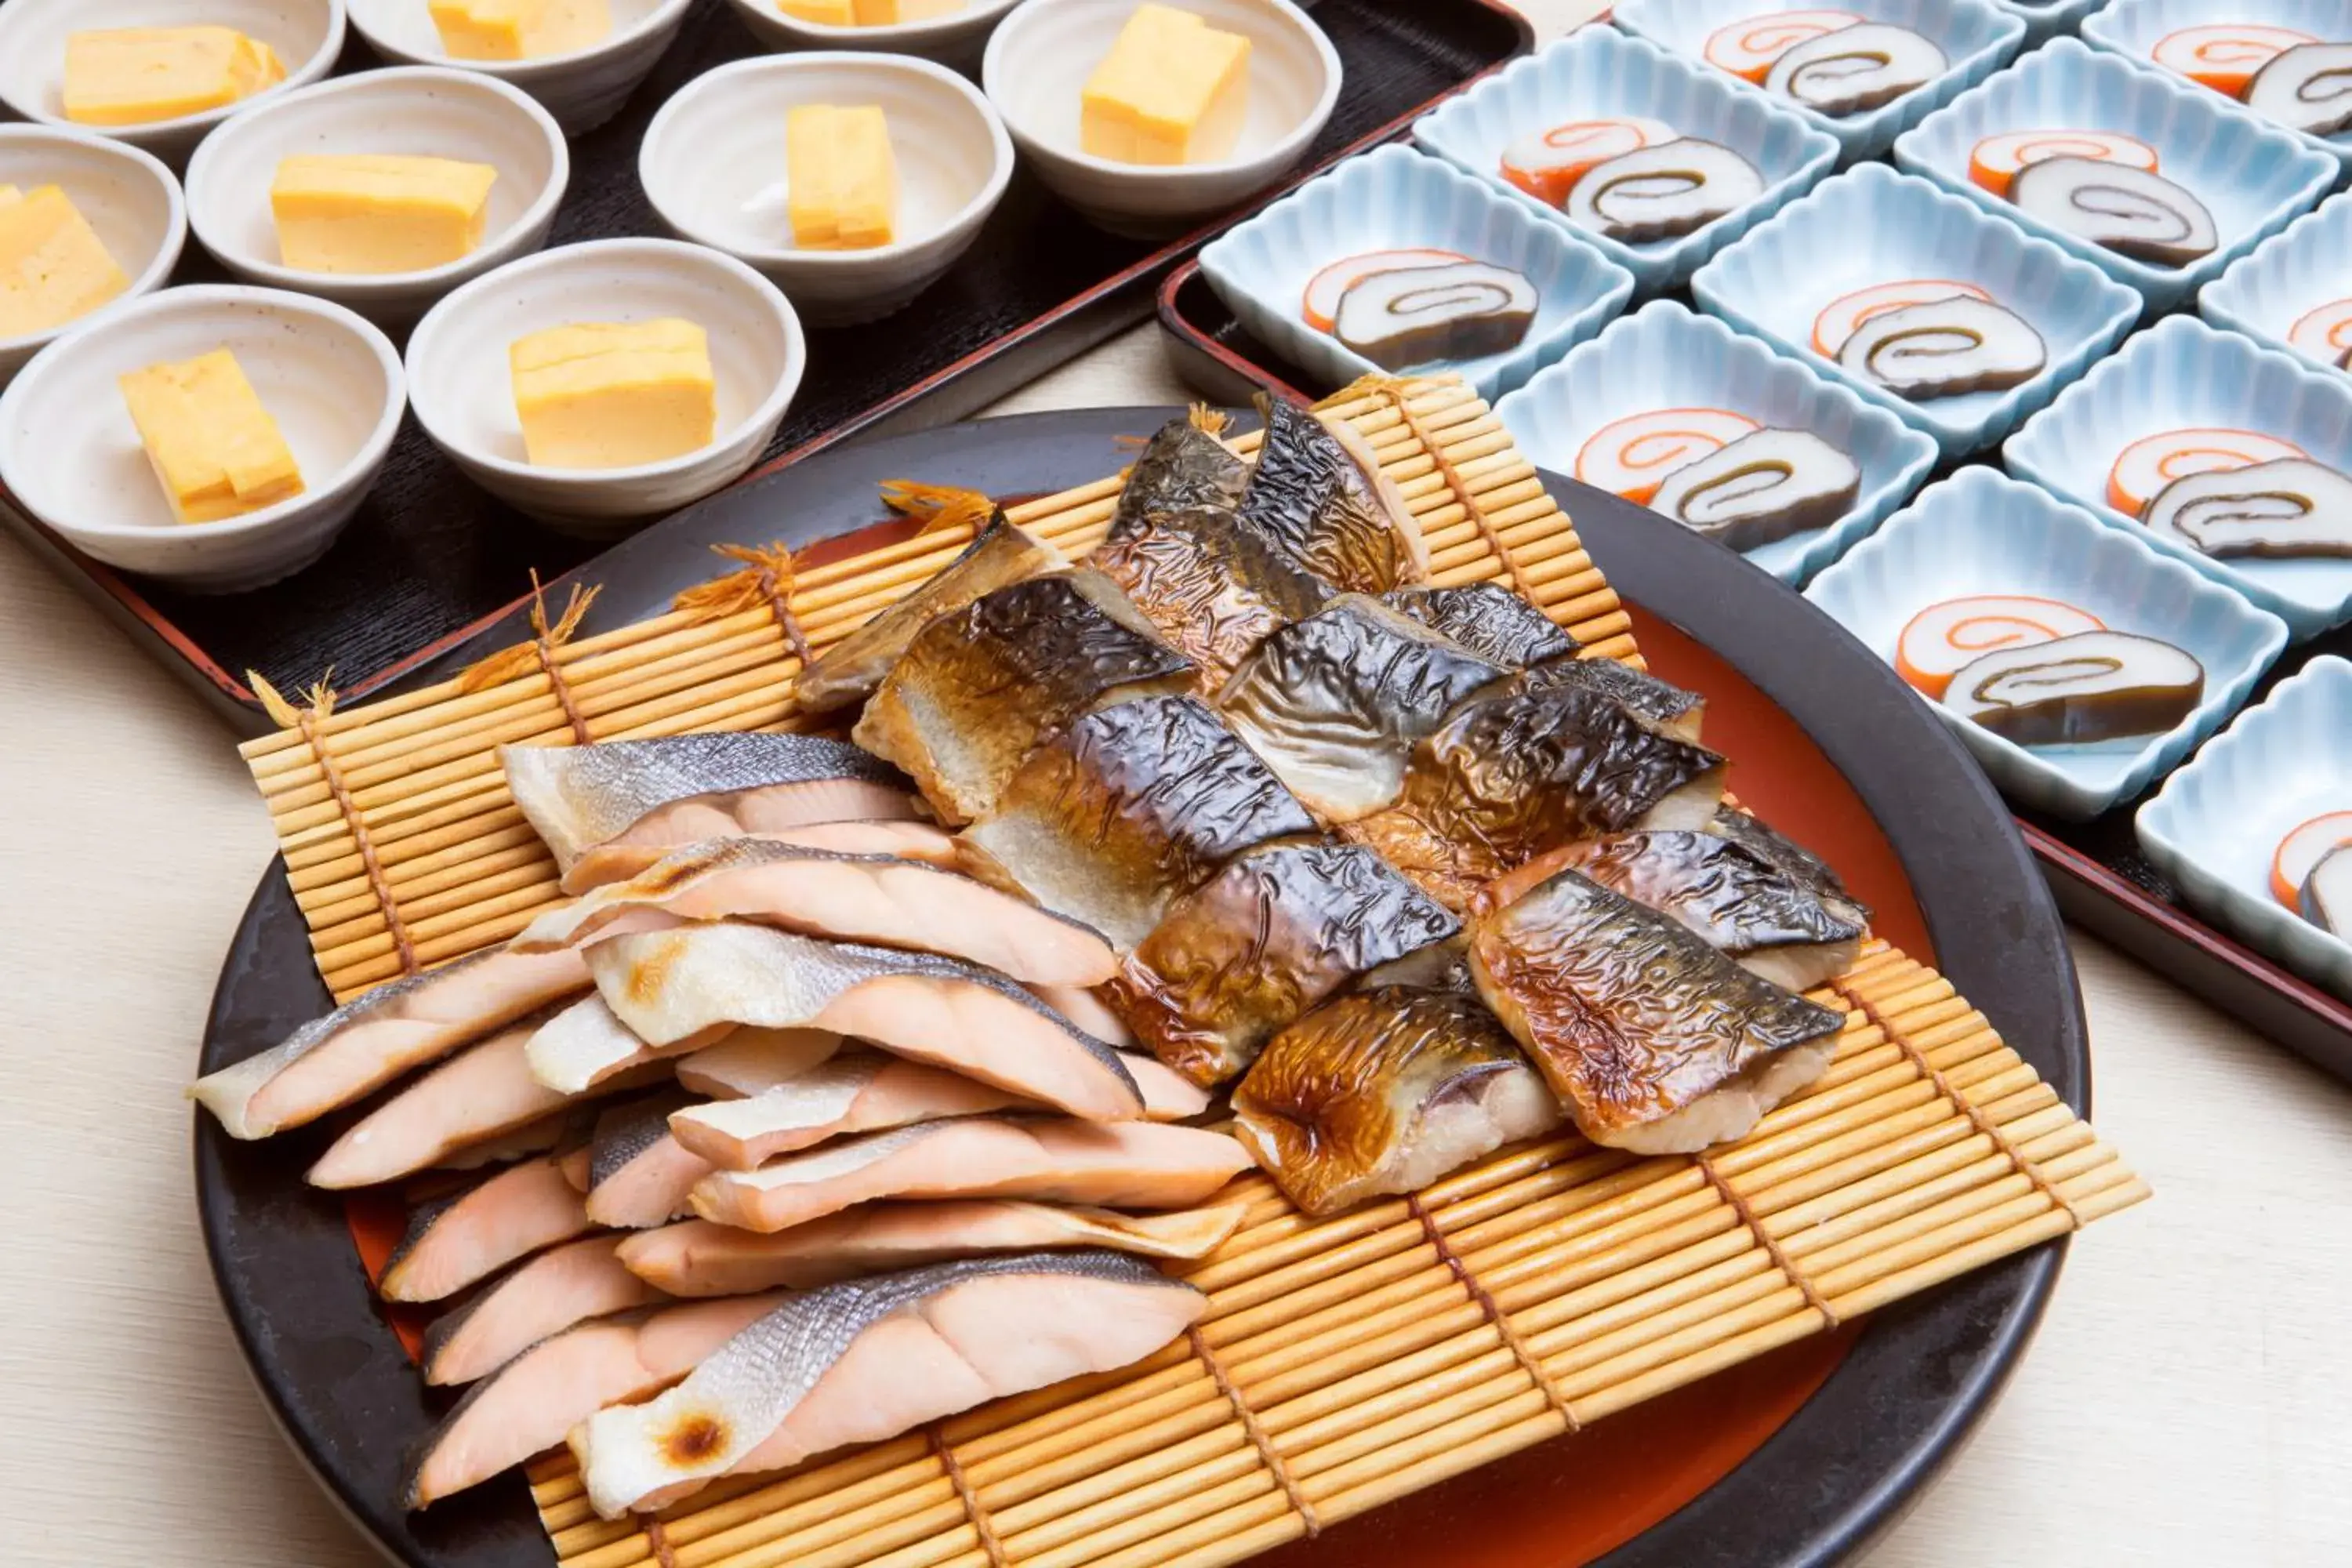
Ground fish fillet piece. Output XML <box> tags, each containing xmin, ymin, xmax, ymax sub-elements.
<box><xmin>619</xmin><ymin>1200</ymin><xmax>1247</xmax><ymax>1295</ymax></box>
<box><xmin>854</xmin><ymin>568</ymin><xmax>1196</xmax><ymax>825</ymax></box>
<box><xmin>500</xmin><ymin>733</ymin><xmax>923</xmax><ymax>893</ymax></box>
<box><xmin>1348</xmin><ymin>683</ymin><xmax>1727</xmax><ymax>910</ymax></box>
<box><xmin>1469</xmin><ymin>864</ymin><xmax>1844</xmax><ymax>1154</ymax></box>
<box><xmin>667</xmin><ymin>1052</ymin><xmax>1029</xmax><ymax>1170</ymax></box>
<box><xmin>1490</xmin><ymin>826</ymin><xmax>1867</xmax><ymax>993</ymax></box>
<box><xmin>1233</xmin><ymin>989</ymin><xmax>1560</xmax><ymax>1216</ymax></box>
<box><xmin>1214</xmin><ymin>595</ymin><xmax>1508</xmax><ymax>822</ymax></box>
<box><xmin>691</xmin><ymin>1117</ymin><xmax>1255</xmax><ymax>1233</ymax></box>
<box><xmin>190</xmin><ymin>946</ymin><xmax>590</xmax><ymax>1140</ymax></box>
<box><xmin>574</xmin><ymin>1251</ymin><xmax>1207</xmax><ymax>1518</ymax></box>
<box><xmin>379</xmin><ymin>1150</ymin><xmax>595</xmax><ymax>1304</ymax></box>
<box><xmin>421</xmin><ymin>1236</ymin><xmax>664</xmax><ymax>1386</ymax></box>
<box><xmin>586</xmin><ymin>1094</ymin><xmax>713</xmax><ymax>1229</ymax></box>
<box><xmin>1381</xmin><ymin>583</ymin><xmax>1579</xmax><ymax>670</ymax></box>
<box><xmin>1239</xmin><ymin>395</ymin><xmax>1428</xmax><ymax>592</ymax></box>
<box><xmin>403</xmin><ymin>1293</ymin><xmax>784</xmax><ymax>1509</ymax></box>
<box><xmin>1109</xmin><ymin>412</ymin><xmax>1249</xmax><ymax>539</ymax></box>
<box><xmin>1093</xmin><ymin>505</ymin><xmax>1333</xmax><ymax>686</ymax></box>
<box><xmin>568</xmin><ymin>819</ymin><xmax>960</xmax><ymax>895</ymax></box>
<box><xmin>513</xmin><ymin>838</ymin><xmax>1117</xmax><ymax>987</ymax></box>
<box><xmin>590</xmin><ymin>924</ymin><xmax>1144</xmax><ymax>1121</ymax></box>
<box><xmin>1108</xmin><ymin>840</ymin><xmax>1462</xmax><ymax>1087</ymax></box>
<box><xmin>675</xmin><ymin>1028</ymin><xmax>849</xmax><ymax>1098</ymax></box>
<box><xmin>1517</xmin><ymin>655</ymin><xmax>1705</xmax><ymax>742</ymax></box>
<box><xmin>308</xmin><ymin>1011</ymin><xmax>672</xmax><ymax>1190</ymax></box>
<box><xmin>525</xmin><ymin>993</ymin><xmax>726</xmax><ymax>1097</ymax></box>
<box><xmin>962</xmin><ymin>695</ymin><xmax>1316</xmax><ymax>949</ymax></box>
<box><xmin>795</xmin><ymin>514</ymin><xmax>1069</xmax><ymax>717</ymax></box>
<box><xmin>1029</xmin><ymin>982</ymin><xmax>1137</xmax><ymax>1047</ymax></box>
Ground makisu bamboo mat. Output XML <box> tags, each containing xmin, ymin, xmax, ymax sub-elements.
<box><xmin>230</xmin><ymin>372</ymin><xmax>2145</xmax><ymax>1566</ymax></box>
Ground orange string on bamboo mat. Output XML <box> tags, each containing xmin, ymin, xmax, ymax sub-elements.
<box><xmin>456</xmin><ymin>575</ymin><xmax>601</xmax><ymax>746</ymax></box>
<box><xmin>639</xmin><ymin>1515</ymin><xmax>679</xmax><ymax>1568</ymax></box>
<box><xmin>253</xmin><ymin>673</ymin><xmax>419</xmax><ymax>976</ymax></box>
<box><xmin>931</xmin><ymin>1426</ymin><xmax>1010</xmax><ymax>1568</ymax></box>
<box><xmin>1696</xmin><ymin>1156</ymin><xmax>1839</xmax><ymax>1329</ymax></box>
<box><xmin>1406</xmin><ymin>1192</ymin><xmax>1578</xmax><ymax>1430</ymax></box>
<box><xmin>1832</xmin><ymin>979</ymin><xmax>2083</xmax><ymax>1230</ymax></box>
<box><xmin>672</xmin><ymin>543</ymin><xmax>814</xmax><ymax>666</ymax></box>
<box><xmin>1187</xmin><ymin>1323</ymin><xmax>1319</xmax><ymax>1537</ymax></box>
<box><xmin>1372</xmin><ymin>379</ymin><xmax>1524</xmax><ymax>599</ymax></box>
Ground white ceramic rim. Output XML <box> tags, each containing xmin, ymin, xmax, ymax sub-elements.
<box><xmin>981</xmin><ymin>0</ymin><xmax>1341</xmax><ymax>183</ymax></box>
<box><xmin>181</xmin><ymin>67</ymin><xmax>571</xmax><ymax>299</ymax></box>
<box><xmin>0</xmin><ymin>125</ymin><xmax>188</xmax><ymax>356</ymax></box>
<box><xmin>403</xmin><ymin>237</ymin><xmax>808</xmax><ymax>485</ymax></box>
<box><xmin>0</xmin><ymin>0</ymin><xmax>348</xmax><ymax>141</ymax></box>
<box><xmin>0</xmin><ymin>281</ymin><xmax>407</xmax><ymax>543</ymax></box>
<box><xmin>638</xmin><ymin>53</ymin><xmax>1013</xmax><ymax>271</ymax></box>
<box><xmin>732</xmin><ymin>0</ymin><xmax>1024</xmax><ymax>46</ymax></box>
<box><xmin>347</xmin><ymin>0</ymin><xmax>695</xmax><ymax>75</ymax></box>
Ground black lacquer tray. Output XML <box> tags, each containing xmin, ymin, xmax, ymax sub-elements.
<box><xmin>1158</xmin><ymin>256</ymin><xmax>2352</xmax><ymax>1084</ymax></box>
<box><xmin>0</xmin><ymin>0</ymin><xmax>1529</xmax><ymax>731</ymax></box>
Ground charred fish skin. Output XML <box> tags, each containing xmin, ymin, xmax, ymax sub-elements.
<box><xmin>1232</xmin><ymin>988</ymin><xmax>1561</xmax><ymax>1216</ymax></box>
<box><xmin>853</xmin><ymin>568</ymin><xmax>1197</xmax><ymax>826</ymax></box>
<box><xmin>1514</xmin><ymin>656</ymin><xmax>1706</xmax><ymax>742</ymax></box>
<box><xmin>1092</xmin><ymin>504</ymin><xmax>1334</xmax><ymax>685</ymax></box>
<box><xmin>1240</xmin><ymin>396</ymin><xmax>1428</xmax><ymax>592</ymax></box>
<box><xmin>961</xmin><ymin>695</ymin><xmax>1317</xmax><ymax>950</ymax></box>
<box><xmin>1109</xmin><ymin>840</ymin><xmax>1464</xmax><ymax>1087</ymax></box>
<box><xmin>1705</xmin><ymin>807</ymin><xmax>1869</xmax><ymax>926</ymax></box>
<box><xmin>794</xmin><ymin>517</ymin><xmax>1070</xmax><ymax>717</ymax></box>
<box><xmin>1214</xmin><ymin>594</ymin><xmax>1512</xmax><ymax>823</ymax></box>
<box><xmin>1379</xmin><ymin>583</ymin><xmax>1579</xmax><ymax>670</ymax></box>
<box><xmin>1109</xmin><ymin>415</ymin><xmax>1250</xmax><ymax>542</ymax></box>
<box><xmin>1469</xmin><ymin>865</ymin><xmax>1844</xmax><ymax>1153</ymax></box>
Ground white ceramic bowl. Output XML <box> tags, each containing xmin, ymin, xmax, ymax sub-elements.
<box><xmin>0</xmin><ymin>284</ymin><xmax>405</xmax><ymax>590</ymax></box>
<box><xmin>405</xmin><ymin>239</ymin><xmax>806</xmax><ymax>535</ymax></box>
<box><xmin>0</xmin><ymin>0</ymin><xmax>345</xmax><ymax>167</ymax></box>
<box><xmin>983</xmin><ymin>0</ymin><xmax>1341</xmax><ymax>237</ymax></box>
<box><xmin>182</xmin><ymin>68</ymin><xmax>569</xmax><ymax>330</ymax></box>
<box><xmin>0</xmin><ymin>126</ymin><xmax>187</xmax><ymax>387</ymax></box>
<box><xmin>640</xmin><ymin>53</ymin><xmax>1012</xmax><ymax>326</ymax></box>
<box><xmin>345</xmin><ymin>0</ymin><xmax>694</xmax><ymax>134</ymax></box>
<box><xmin>720</xmin><ymin>0</ymin><xmax>1022</xmax><ymax>68</ymax></box>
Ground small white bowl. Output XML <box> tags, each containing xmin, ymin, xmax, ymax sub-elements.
<box><xmin>0</xmin><ymin>126</ymin><xmax>187</xmax><ymax>388</ymax></box>
<box><xmin>0</xmin><ymin>0</ymin><xmax>346</xmax><ymax>167</ymax></box>
<box><xmin>345</xmin><ymin>0</ymin><xmax>694</xmax><ymax>135</ymax></box>
<box><xmin>639</xmin><ymin>53</ymin><xmax>1012</xmax><ymax>326</ymax></box>
<box><xmin>983</xmin><ymin>0</ymin><xmax>1341</xmax><ymax>237</ymax></box>
<box><xmin>0</xmin><ymin>284</ymin><xmax>405</xmax><ymax>591</ymax></box>
<box><xmin>183</xmin><ymin>68</ymin><xmax>569</xmax><ymax>330</ymax></box>
<box><xmin>404</xmin><ymin>238</ymin><xmax>806</xmax><ymax>535</ymax></box>
<box><xmin>720</xmin><ymin>0</ymin><xmax>1022</xmax><ymax>68</ymax></box>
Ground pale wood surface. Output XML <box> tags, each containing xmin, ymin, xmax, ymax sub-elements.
<box><xmin>5</xmin><ymin>4</ymin><xmax>2351</xmax><ymax>1556</ymax></box>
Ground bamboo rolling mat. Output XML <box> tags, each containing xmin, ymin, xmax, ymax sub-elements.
<box><xmin>230</xmin><ymin>373</ymin><xmax>2146</xmax><ymax>1566</ymax></box>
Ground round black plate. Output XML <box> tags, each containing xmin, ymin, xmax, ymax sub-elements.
<box><xmin>198</xmin><ymin>407</ymin><xmax>2085</xmax><ymax>1568</ymax></box>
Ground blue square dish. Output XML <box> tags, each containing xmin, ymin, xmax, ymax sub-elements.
<box><xmin>1412</xmin><ymin>29</ymin><xmax>1840</xmax><ymax>296</ymax></box>
<box><xmin>2201</xmin><ymin>191</ymin><xmax>2352</xmax><ymax>378</ymax></box>
<box><xmin>2003</xmin><ymin>313</ymin><xmax>2352</xmax><ymax>641</ymax></box>
<box><xmin>2138</xmin><ymin>655</ymin><xmax>2352</xmax><ymax>1002</ymax></box>
<box><xmin>2082</xmin><ymin>0</ymin><xmax>2352</xmax><ymax>170</ymax></box>
<box><xmin>1804</xmin><ymin>466</ymin><xmax>2288</xmax><ymax>818</ymax></box>
<box><xmin>1493</xmin><ymin>299</ymin><xmax>1938</xmax><ymax>583</ymax></box>
<box><xmin>1612</xmin><ymin>0</ymin><xmax>2027</xmax><ymax>162</ymax></box>
<box><xmin>1690</xmin><ymin>162</ymin><xmax>2143</xmax><ymax>456</ymax></box>
<box><xmin>1892</xmin><ymin>38</ymin><xmax>2335</xmax><ymax>313</ymax></box>
<box><xmin>1196</xmin><ymin>143</ymin><xmax>1636</xmax><ymax>402</ymax></box>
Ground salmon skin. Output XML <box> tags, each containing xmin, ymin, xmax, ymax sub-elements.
<box><xmin>586</xmin><ymin>1093</ymin><xmax>713</xmax><ymax>1229</ymax></box>
<box><xmin>1380</xmin><ymin>583</ymin><xmax>1579</xmax><ymax>670</ymax></box>
<box><xmin>573</xmin><ymin>1250</ymin><xmax>1208</xmax><ymax>1518</ymax></box>
<box><xmin>512</xmin><ymin>837</ymin><xmax>1119</xmax><ymax>988</ymax></box>
<box><xmin>853</xmin><ymin>568</ymin><xmax>1196</xmax><ymax>825</ymax></box>
<box><xmin>961</xmin><ymin>695</ymin><xmax>1316</xmax><ymax>950</ymax></box>
<box><xmin>1233</xmin><ymin>989</ymin><xmax>1560</xmax><ymax>1216</ymax></box>
<box><xmin>1109</xmin><ymin>840</ymin><xmax>1461</xmax><ymax>1087</ymax></box>
<box><xmin>1470</xmin><ymin>864</ymin><xmax>1844</xmax><ymax>1154</ymax></box>
<box><xmin>189</xmin><ymin>946</ymin><xmax>590</xmax><ymax>1141</ymax></box>
<box><xmin>1238</xmin><ymin>396</ymin><xmax>1428</xmax><ymax>593</ymax></box>
<box><xmin>1092</xmin><ymin>505</ymin><xmax>1333</xmax><ymax>688</ymax></box>
<box><xmin>1214</xmin><ymin>595</ymin><xmax>1510</xmax><ymax>823</ymax></box>
<box><xmin>420</xmin><ymin>1236</ymin><xmax>663</xmax><ymax>1385</ymax></box>
<box><xmin>500</xmin><ymin>733</ymin><xmax>923</xmax><ymax>893</ymax></box>
<box><xmin>1108</xmin><ymin>412</ymin><xmax>1249</xmax><ymax>539</ymax></box>
<box><xmin>690</xmin><ymin>1116</ymin><xmax>1256</xmax><ymax>1233</ymax></box>
<box><xmin>619</xmin><ymin>1201</ymin><xmax>1248</xmax><ymax>1295</ymax></box>
<box><xmin>378</xmin><ymin>1150</ymin><xmax>596</xmax><ymax>1304</ymax></box>
<box><xmin>794</xmin><ymin>514</ymin><xmax>1069</xmax><ymax>717</ymax></box>
<box><xmin>588</xmin><ymin>923</ymin><xmax>1145</xmax><ymax>1122</ymax></box>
